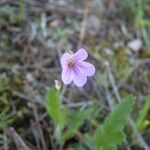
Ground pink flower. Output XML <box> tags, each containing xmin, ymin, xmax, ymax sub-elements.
<box><xmin>60</xmin><ymin>48</ymin><xmax>95</xmax><ymax>87</ymax></box>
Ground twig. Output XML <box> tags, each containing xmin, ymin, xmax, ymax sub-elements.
<box><xmin>40</xmin><ymin>13</ymin><xmax>47</xmax><ymax>38</ymax></box>
<box><xmin>4</xmin><ymin>130</ymin><xmax>8</xmax><ymax>150</ymax></box>
<box><xmin>32</xmin><ymin>103</ymin><xmax>47</xmax><ymax>150</ymax></box>
<box><xmin>105</xmin><ymin>61</ymin><xmax>149</xmax><ymax>150</ymax></box>
<box><xmin>13</xmin><ymin>91</ymin><xmax>44</xmax><ymax>106</ymax></box>
<box><xmin>25</xmin><ymin>1</ymin><xmax>83</xmax><ymax>15</ymax></box>
<box><xmin>66</xmin><ymin>101</ymin><xmax>93</xmax><ymax>108</ymax></box>
<box><xmin>5</xmin><ymin>128</ymin><xmax>31</xmax><ymax>150</ymax></box>
<box><xmin>78</xmin><ymin>0</ymin><xmax>92</xmax><ymax>48</ymax></box>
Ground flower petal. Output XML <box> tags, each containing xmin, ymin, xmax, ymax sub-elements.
<box><xmin>61</xmin><ymin>53</ymin><xmax>72</xmax><ymax>68</ymax></box>
<box><xmin>73</xmin><ymin>48</ymin><xmax>88</xmax><ymax>61</ymax></box>
<box><xmin>61</xmin><ymin>67</ymin><xmax>73</xmax><ymax>84</ymax></box>
<box><xmin>72</xmin><ymin>68</ymin><xmax>87</xmax><ymax>87</ymax></box>
<box><xmin>77</xmin><ymin>61</ymin><xmax>95</xmax><ymax>76</ymax></box>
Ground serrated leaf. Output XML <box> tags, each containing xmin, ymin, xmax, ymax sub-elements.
<box><xmin>45</xmin><ymin>88</ymin><xmax>65</xmax><ymax>129</ymax></box>
<box><xmin>94</xmin><ymin>95</ymin><xmax>135</xmax><ymax>150</ymax></box>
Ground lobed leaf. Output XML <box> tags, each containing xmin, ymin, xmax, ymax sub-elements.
<box><xmin>94</xmin><ymin>95</ymin><xmax>135</xmax><ymax>150</ymax></box>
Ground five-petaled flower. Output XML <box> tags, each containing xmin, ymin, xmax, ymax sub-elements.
<box><xmin>60</xmin><ymin>48</ymin><xmax>95</xmax><ymax>87</ymax></box>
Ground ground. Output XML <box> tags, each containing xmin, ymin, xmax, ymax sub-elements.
<box><xmin>0</xmin><ymin>0</ymin><xmax>150</xmax><ymax>150</ymax></box>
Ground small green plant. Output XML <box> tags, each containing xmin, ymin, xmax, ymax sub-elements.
<box><xmin>45</xmin><ymin>88</ymin><xmax>98</xmax><ymax>144</ymax></box>
<box><xmin>0</xmin><ymin>109</ymin><xmax>12</xmax><ymax>129</ymax></box>
<box><xmin>0</xmin><ymin>76</ymin><xmax>10</xmax><ymax>112</ymax></box>
<box><xmin>46</xmin><ymin>88</ymin><xmax>66</xmax><ymax>130</ymax></box>
<box><xmin>0</xmin><ymin>6</ymin><xmax>15</xmax><ymax>23</ymax></box>
<box><xmin>136</xmin><ymin>95</ymin><xmax>150</xmax><ymax>131</ymax></box>
<box><xmin>46</xmin><ymin>88</ymin><xmax>135</xmax><ymax>149</ymax></box>
<box><xmin>18</xmin><ymin>0</ymin><xmax>26</xmax><ymax>25</ymax></box>
<box><xmin>0</xmin><ymin>77</ymin><xmax>12</xmax><ymax>134</ymax></box>
<box><xmin>0</xmin><ymin>0</ymin><xmax>26</xmax><ymax>25</ymax></box>
<box><xmin>46</xmin><ymin>88</ymin><xmax>66</xmax><ymax>143</ymax></box>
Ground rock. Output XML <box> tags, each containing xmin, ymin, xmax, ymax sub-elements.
<box><xmin>87</xmin><ymin>15</ymin><xmax>101</xmax><ymax>32</ymax></box>
<box><xmin>127</xmin><ymin>39</ymin><xmax>142</xmax><ymax>52</ymax></box>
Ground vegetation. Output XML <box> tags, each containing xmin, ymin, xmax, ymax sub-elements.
<box><xmin>0</xmin><ymin>0</ymin><xmax>150</xmax><ymax>149</ymax></box>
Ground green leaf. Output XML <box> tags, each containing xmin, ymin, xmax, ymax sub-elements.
<box><xmin>76</xmin><ymin>144</ymin><xmax>87</xmax><ymax>150</ymax></box>
<box><xmin>136</xmin><ymin>95</ymin><xmax>150</xmax><ymax>130</ymax></box>
<box><xmin>0</xmin><ymin>109</ymin><xmax>12</xmax><ymax>129</ymax></box>
<box><xmin>141</xmin><ymin>27</ymin><xmax>150</xmax><ymax>53</ymax></box>
<box><xmin>45</xmin><ymin>88</ymin><xmax>66</xmax><ymax>130</ymax></box>
<box><xmin>0</xmin><ymin>5</ymin><xmax>15</xmax><ymax>23</ymax></box>
<box><xmin>94</xmin><ymin>95</ymin><xmax>135</xmax><ymax>150</ymax></box>
<box><xmin>64</xmin><ymin>106</ymin><xmax>99</xmax><ymax>140</ymax></box>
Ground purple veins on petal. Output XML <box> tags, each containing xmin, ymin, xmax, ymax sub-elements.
<box><xmin>61</xmin><ymin>53</ymin><xmax>72</xmax><ymax>68</ymax></box>
<box><xmin>72</xmin><ymin>67</ymin><xmax>87</xmax><ymax>87</ymax></box>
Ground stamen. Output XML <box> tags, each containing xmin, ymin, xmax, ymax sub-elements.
<box><xmin>67</xmin><ymin>59</ymin><xmax>76</xmax><ymax>68</ymax></box>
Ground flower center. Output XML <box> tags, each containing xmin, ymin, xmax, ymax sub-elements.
<box><xmin>67</xmin><ymin>59</ymin><xmax>76</xmax><ymax>68</ymax></box>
